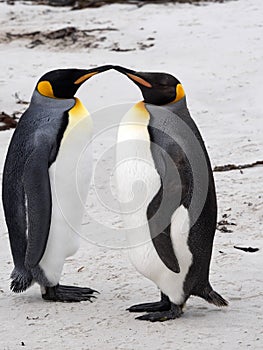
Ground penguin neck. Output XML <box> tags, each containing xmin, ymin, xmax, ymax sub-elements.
<box><xmin>62</xmin><ymin>97</ymin><xmax>90</xmax><ymax>142</ymax></box>
<box><xmin>120</xmin><ymin>101</ymin><xmax>149</xmax><ymax>124</ymax></box>
<box><xmin>117</xmin><ymin>101</ymin><xmax>150</xmax><ymax>145</ymax></box>
<box><xmin>143</xmin><ymin>97</ymin><xmax>187</xmax><ymax>114</ymax></box>
<box><xmin>165</xmin><ymin>96</ymin><xmax>187</xmax><ymax>114</ymax></box>
<box><xmin>31</xmin><ymin>89</ymin><xmax>76</xmax><ymax>112</ymax></box>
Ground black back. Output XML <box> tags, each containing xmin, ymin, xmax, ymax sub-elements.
<box><xmin>145</xmin><ymin>98</ymin><xmax>217</xmax><ymax>282</ymax></box>
<box><xmin>2</xmin><ymin>91</ymin><xmax>75</xmax><ymax>272</ymax></box>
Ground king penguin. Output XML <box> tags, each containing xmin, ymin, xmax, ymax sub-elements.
<box><xmin>114</xmin><ymin>65</ymin><xmax>228</xmax><ymax>321</ymax></box>
<box><xmin>2</xmin><ymin>65</ymin><xmax>111</xmax><ymax>302</ymax></box>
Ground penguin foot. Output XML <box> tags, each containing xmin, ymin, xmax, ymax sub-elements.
<box><xmin>128</xmin><ymin>293</ymin><xmax>171</xmax><ymax>313</ymax></box>
<box><xmin>135</xmin><ymin>303</ymin><xmax>183</xmax><ymax>322</ymax></box>
<box><xmin>42</xmin><ymin>284</ymin><xmax>98</xmax><ymax>302</ymax></box>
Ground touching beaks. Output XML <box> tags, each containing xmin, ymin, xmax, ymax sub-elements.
<box><xmin>113</xmin><ymin>65</ymin><xmax>135</xmax><ymax>75</ymax></box>
<box><xmin>113</xmin><ymin>65</ymin><xmax>153</xmax><ymax>88</ymax></box>
<box><xmin>74</xmin><ymin>65</ymin><xmax>113</xmax><ymax>85</ymax></box>
<box><xmin>74</xmin><ymin>65</ymin><xmax>153</xmax><ymax>88</ymax></box>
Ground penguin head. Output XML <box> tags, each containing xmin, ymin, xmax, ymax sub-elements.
<box><xmin>36</xmin><ymin>65</ymin><xmax>112</xmax><ymax>99</ymax></box>
<box><xmin>113</xmin><ymin>65</ymin><xmax>185</xmax><ymax>106</ymax></box>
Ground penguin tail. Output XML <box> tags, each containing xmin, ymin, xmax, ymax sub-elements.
<box><xmin>10</xmin><ymin>267</ymin><xmax>33</xmax><ymax>293</ymax></box>
<box><xmin>204</xmin><ymin>290</ymin><xmax>229</xmax><ymax>307</ymax></box>
<box><xmin>201</xmin><ymin>285</ymin><xmax>228</xmax><ymax>307</ymax></box>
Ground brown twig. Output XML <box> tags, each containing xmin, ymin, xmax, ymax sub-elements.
<box><xmin>14</xmin><ymin>92</ymin><xmax>29</xmax><ymax>105</ymax></box>
<box><xmin>6</xmin><ymin>31</ymin><xmax>41</xmax><ymax>39</ymax></box>
<box><xmin>213</xmin><ymin>161</ymin><xmax>263</xmax><ymax>172</ymax></box>
<box><xmin>0</xmin><ymin>112</ymin><xmax>18</xmax><ymax>130</ymax></box>
<box><xmin>71</xmin><ymin>0</ymin><xmax>228</xmax><ymax>10</ymax></box>
<box><xmin>83</xmin><ymin>27</ymin><xmax>118</xmax><ymax>33</ymax></box>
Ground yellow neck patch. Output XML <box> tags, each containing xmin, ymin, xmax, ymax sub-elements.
<box><xmin>170</xmin><ymin>83</ymin><xmax>185</xmax><ymax>104</ymax></box>
<box><xmin>37</xmin><ymin>81</ymin><xmax>55</xmax><ymax>98</ymax></box>
<box><xmin>69</xmin><ymin>97</ymin><xmax>89</xmax><ymax>118</ymax></box>
<box><xmin>118</xmin><ymin>101</ymin><xmax>150</xmax><ymax>143</ymax></box>
<box><xmin>62</xmin><ymin>97</ymin><xmax>89</xmax><ymax>142</ymax></box>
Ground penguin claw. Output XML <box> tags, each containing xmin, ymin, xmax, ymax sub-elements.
<box><xmin>42</xmin><ymin>284</ymin><xmax>99</xmax><ymax>302</ymax></box>
<box><xmin>135</xmin><ymin>304</ymin><xmax>183</xmax><ymax>322</ymax></box>
<box><xmin>57</xmin><ymin>285</ymin><xmax>99</xmax><ymax>294</ymax></box>
<box><xmin>136</xmin><ymin>313</ymin><xmax>167</xmax><ymax>322</ymax></box>
<box><xmin>127</xmin><ymin>300</ymin><xmax>171</xmax><ymax>313</ymax></box>
<box><xmin>127</xmin><ymin>293</ymin><xmax>171</xmax><ymax>313</ymax></box>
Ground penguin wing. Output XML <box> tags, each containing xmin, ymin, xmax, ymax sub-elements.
<box><xmin>147</xmin><ymin>185</ymin><xmax>181</xmax><ymax>274</ymax></box>
<box><xmin>146</xmin><ymin>106</ymin><xmax>192</xmax><ymax>274</ymax></box>
<box><xmin>23</xmin><ymin>137</ymin><xmax>52</xmax><ymax>268</ymax></box>
<box><xmin>147</xmin><ymin>147</ymin><xmax>189</xmax><ymax>274</ymax></box>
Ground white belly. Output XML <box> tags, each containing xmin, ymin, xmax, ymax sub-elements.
<box><xmin>116</xmin><ymin>102</ymin><xmax>192</xmax><ymax>304</ymax></box>
<box><xmin>127</xmin><ymin>205</ymin><xmax>192</xmax><ymax>304</ymax></box>
<box><xmin>39</xmin><ymin>100</ymin><xmax>92</xmax><ymax>285</ymax></box>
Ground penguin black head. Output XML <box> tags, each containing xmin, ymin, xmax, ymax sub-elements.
<box><xmin>37</xmin><ymin>65</ymin><xmax>112</xmax><ymax>99</ymax></box>
<box><xmin>113</xmin><ymin>65</ymin><xmax>185</xmax><ymax>106</ymax></box>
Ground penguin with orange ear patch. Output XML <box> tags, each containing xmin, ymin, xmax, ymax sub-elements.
<box><xmin>2</xmin><ymin>65</ymin><xmax>111</xmax><ymax>302</ymax></box>
<box><xmin>114</xmin><ymin>66</ymin><xmax>228</xmax><ymax>322</ymax></box>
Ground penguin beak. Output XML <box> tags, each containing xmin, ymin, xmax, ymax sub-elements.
<box><xmin>113</xmin><ymin>66</ymin><xmax>153</xmax><ymax>88</ymax></box>
<box><xmin>96</xmin><ymin>65</ymin><xmax>114</xmax><ymax>73</ymax></box>
<box><xmin>74</xmin><ymin>65</ymin><xmax>113</xmax><ymax>85</ymax></box>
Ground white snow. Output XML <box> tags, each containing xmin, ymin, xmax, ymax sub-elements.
<box><xmin>0</xmin><ymin>0</ymin><xmax>262</xmax><ymax>349</ymax></box>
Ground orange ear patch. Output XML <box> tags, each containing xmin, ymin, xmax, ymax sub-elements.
<box><xmin>127</xmin><ymin>73</ymin><xmax>152</xmax><ymax>88</ymax></box>
<box><xmin>37</xmin><ymin>81</ymin><xmax>55</xmax><ymax>98</ymax></box>
<box><xmin>174</xmin><ymin>84</ymin><xmax>185</xmax><ymax>102</ymax></box>
<box><xmin>74</xmin><ymin>71</ymin><xmax>98</xmax><ymax>85</ymax></box>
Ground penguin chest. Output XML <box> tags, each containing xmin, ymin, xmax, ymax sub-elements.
<box><xmin>116</xmin><ymin>102</ymin><xmax>193</xmax><ymax>305</ymax></box>
<box><xmin>116</xmin><ymin>102</ymin><xmax>161</xmax><ymax>262</ymax></box>
<box><xmin>39</xmin><ymin>98</ymin><xmax>92</xmax><ymax>284</ymax></box>
<box><xmin>49</xmin><ymin>98</ymin><xmax>93</xmax><ymax>230</ymax></box>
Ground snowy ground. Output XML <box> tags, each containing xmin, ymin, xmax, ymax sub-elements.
<box><xmin>0</xmin><ymin>0</ymin><xmax>262</xmax><ymax>349</ymax></box>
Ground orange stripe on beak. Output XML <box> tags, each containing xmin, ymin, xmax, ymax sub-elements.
<box><xmin>74</xmin><ymin>71</ymin><xmax>99</xmax><ymax>85</ymax></box>
<box><xmin>127</xmin><ymin>73</ymin><xmax>152</xmax><ymax>88</ymax></box>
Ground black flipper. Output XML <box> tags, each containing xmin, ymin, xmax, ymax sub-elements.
<box><xmin>23</xmin><ymin>138</ymin><xmax>52</xmax><ymax>269</ymax></box>
<box><xmin>2</xmin><ymin>138</ymin><xmax>34</xmax><ymax>292</ymax></box>
<box><xmin>147</xmin><ymin>184</ymin><xmax>180</xmax><ymax>274</ymax></box>
<box><xmin>146</xmin><ymin>118</ymin><xmax>191</xmax><ymax>273</ymax></box>
<box><xmin>2</xmin><ymin>175</ymin><xmax>33</xmax><ymax>292</ymax></box>
<box><xmin>2</xmin><ymin>91</ymin><xmax>76</xmax><ymax>292</ymax></box>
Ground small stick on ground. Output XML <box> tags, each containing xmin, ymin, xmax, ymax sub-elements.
<box><xmin>0</xmin><ymin>112</ymin><xmax>18</xmax><ymax>130</ymax></box>
<box><xmin>234</xmin><ymin>246</ymin><xmax>259</xmax><ymax>253</ymax></box>
<box><xmin>213</xmin><ymin>161</ymin><xmax>263</xmax><ymax>172</ymax></box>
<box><xmin>14</xmin><ymin>92</ymin><xmax>29</xmax><ymax>105</ymax></box>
